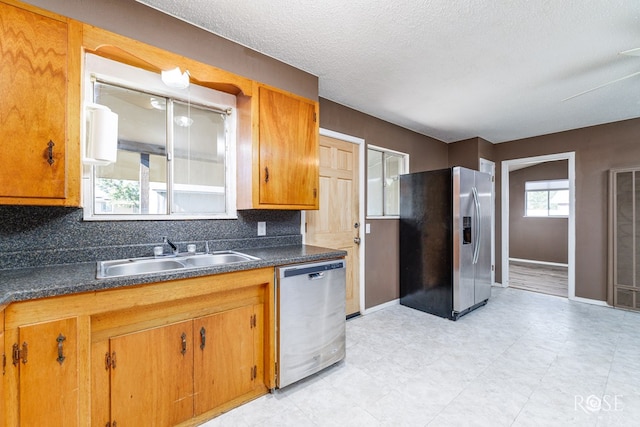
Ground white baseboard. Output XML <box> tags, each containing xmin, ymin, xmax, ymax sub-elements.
<box><xmin>362</xmin><ymin>298</ymin><xmax>399</xmax><ymax>315</ymax></box>
<box><xmin>492</xmin><ymin>282</ymin><xmax>505</xmax><ymax>288</ymax></box>
<box><xmin>509</xmin><ymin>257</ymin><xmax>568</xmax><ymax>268</ymax></box>
<box><xmin>570</xmin><ymin>296</ymin><xmax>610</xmax><ymax>307</ymax></box>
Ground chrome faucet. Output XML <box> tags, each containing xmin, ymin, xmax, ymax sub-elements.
<box><xmin>163</xmin><ymin>236</ymin><xmax>179</xmax><ymax>255</ymax></box>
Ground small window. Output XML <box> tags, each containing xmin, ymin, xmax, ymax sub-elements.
<box><xmin>367</xmin><ymin>146</ymin><xmax>409</xmax><ymax>217</ymax></box>
<box><xmin>525</xmin><ymin>179</ymin><xmax>569</xmax><ymax>217</ymax></box>
<box><xmin>83</xmin><ymin>54</ymin><xmax>236</xmax><ymax>220</ymax></box>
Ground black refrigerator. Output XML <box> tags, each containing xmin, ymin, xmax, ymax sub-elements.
<box><xmin>399</xmin><ymin>167</ymin><xmax>492</xmax><ymax>320</ymax></box>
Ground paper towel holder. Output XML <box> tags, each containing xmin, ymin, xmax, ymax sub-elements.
<box><xmin>84</xmin><ymin>103</ymin><xmax>118</xmax><ymax>165</ymax></box>
<box><xmin>161</xmin><ymin>67</ymin><xmax>190</xmax><ymax>89</ymax></box>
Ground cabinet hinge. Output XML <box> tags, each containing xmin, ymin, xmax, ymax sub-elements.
<box><xmin>314</xmin><ymin>112</ymin><xmax>317</xmax><ymax>123</ymax></box>
<box><xmin>105</xmin><ymin>351</ymin><xmax>116</xmax><ymax>370</ymax></box>
<box><xmin>251</xmin><ymin>365</ymin><xmax>257</xmax><ymax>380</ymax></box>
<box><xmin>2</xmin><ymin>351</ymin><xmax>5</xmax><ymax>375</ymax></box>
<box><xmin>250</xmin><ymin>314</ymin><xmax>257</xmax><ymax>328</ymax></box>
<box><xmin>275</xmin><ymin>362</ymin><xmax>278</xmax><ymax>378</ymax></box>
<box><xmin>12</xmin><ymin>342</ymin><xmax>28</xmax><ymax>366</ymax></box>
<box><xmin>107</xmin><ymin>421</ymin><xmax>117</xmax><ymax>427</ymax></box>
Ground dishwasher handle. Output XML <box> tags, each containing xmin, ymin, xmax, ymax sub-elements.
<box><xmin>280</xmin><ymin>260</ymin><xmax>345</xmax><ymax>279</ymax></box>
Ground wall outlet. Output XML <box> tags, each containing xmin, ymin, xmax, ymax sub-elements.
<box><xmin>257</xmin><ymin>221</ymin><xmax>266</xmax><ymax>236</ymax></box>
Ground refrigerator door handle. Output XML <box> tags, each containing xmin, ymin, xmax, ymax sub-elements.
<box><xmin>472</xmin><ymin>186</ymin><xmax>482</xmax><ymax>264</ymax></box>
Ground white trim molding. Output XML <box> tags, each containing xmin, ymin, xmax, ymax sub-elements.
<box><xmin>362</xmin><ymin>298</ymin><xmax>399</xmax><ymax>315</ymax></box>
<box><xmin>501</xmin><ymin>152</ymin><xmax>576</xmax><ymax>300</ymax></box>
<box><xmin>508</xmin><ymin>257</ymin><xmax>569</xmax><ymax>268</ymax></box>
<box><xmin>571</xmin><ymin>296</ymin><xmax>610</xmax><ymax>307</ymax></box>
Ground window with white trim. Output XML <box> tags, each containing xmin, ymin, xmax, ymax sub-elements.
<box><xmin>367</xmin><ymin>146</ymin><xmax>409</xmax><ymax>217</ymax></box>
<box><xmin>83</xmin><ymin>54</ymin><xmax>236</xmax><ymax>220</ymax></box>
<box><xmin>525</xmin><ymin>179</ymin><xmax>569</xmax><ymax>217</ymax></box>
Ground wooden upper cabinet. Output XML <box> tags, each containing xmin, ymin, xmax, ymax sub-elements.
<box><xmin>0</xmin><ymin>1</ymin><xmax>81</xmax><ymax>206</ymax></box>
<box><xmin>259</xmin><ymin>86</ymin><xmax>319</xmax><ymax>208</ymax></box>
<box><xmin>238</xmin><ymin>85</ymin><xmax>320</xmax><ymax>210</ymax></box>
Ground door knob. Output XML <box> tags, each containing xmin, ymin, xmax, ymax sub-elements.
<box><xmin>354</xmin><ymin>237</ymin><xmax>361</xmax><ymax>245</ymax></box>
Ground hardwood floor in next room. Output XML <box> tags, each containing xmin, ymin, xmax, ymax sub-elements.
<box><xmin>509</xmin><ymin>260</ymin><xmax>568</xmax><ymax>298</ymax></box>
<box><xmin>200</xmin><ymin>287</ymin><xmax>640</xmax><ymax>426</ymax></box>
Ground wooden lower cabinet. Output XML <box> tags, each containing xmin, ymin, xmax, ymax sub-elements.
<box><xmin>105</xmin><ymin>304</ymin><xmax>264</xmax><ymax>426</ymax></box>
<box><xmin>194</xmin><ymin>304</ymin><xmax>263</xmax><ymax>414</ymax></box>
<box><xmin>12</xmin><ymin>317</ymin><xmax>78</xmax><ymax>427</ymax></box>
<box><xmin>0</xmin><ymin>313</ymin><xmax>4</xmax><ymax>427</ymax></box>
<box><xmin>110</xmin><ymin>319</ymin><xmax>195</xmax><ymax>426</ymax></box>
<box><xmin>3</xmin><ymin>268</ymin><xmax>274</xmax><ymax>427</ymax></box>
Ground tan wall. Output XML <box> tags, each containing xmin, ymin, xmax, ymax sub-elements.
<box><xmin>495</xmin><ymin>117</ymin><xmax>640</xmax><ymax>301</ymax></box>
<box><xmin>509</xmin><ymin>161</ymin><xmax>568</xmax><ymax>264</ymax></box>
<box><xmin>24</xmin><ymin>0</ymin><xmax>318</xmax><ymax>99</ymax></box>
<box><xmin>319</xmin><ymin>99</ymin><xmax>448</xmax><ymax>309</ymax></box>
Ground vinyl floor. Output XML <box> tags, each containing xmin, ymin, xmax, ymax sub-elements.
<box><xmin>199</xmin><ymin>287</ymin><xmax>640</xmax><ymax>426</ymax></box>
<box><xmin>509</xmin><ymin>260</ymin><xmax>568</xmax><ymax>297</ymax></box>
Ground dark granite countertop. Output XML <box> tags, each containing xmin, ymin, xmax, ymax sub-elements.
<box><xmin>0</xmin><ymin>245</ymin><xmax>346</xmax><ymax>306</ymax></box>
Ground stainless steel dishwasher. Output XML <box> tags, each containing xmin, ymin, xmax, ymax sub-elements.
<box><xmin>276</xmin><ymin>258</ymin><xmax>346</xmax><ymax>388</ymax></box>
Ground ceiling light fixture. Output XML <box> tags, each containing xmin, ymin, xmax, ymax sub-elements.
<box><xmin>149</xmin><ymin>97</ymin><xmax>166</xmax><ymax>110</ymax></box>
<box><xmin>161</xmin><ymin>67</ymin><xmax>190</xmax><ymax>89</ymax></box>
<box><xmin>174</xmin><ymin>115</ymin><xmax>194</xmax><ymax>127</ymax></box>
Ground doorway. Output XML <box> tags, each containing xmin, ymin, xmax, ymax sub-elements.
<box><xmin>303</xmin><ymin>129</ymin><xmax>365</xmax><ymax>316</ymax></box>
<box><xmin>501</xmin><ymin>152</ymin><xmax>576</xmax><ymax>299</ymax></box>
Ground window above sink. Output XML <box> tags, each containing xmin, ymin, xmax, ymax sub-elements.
<box><xmin>82</xmin><ymin>54</ymin><xmax>238</xmax><ymax>220</ymax></box>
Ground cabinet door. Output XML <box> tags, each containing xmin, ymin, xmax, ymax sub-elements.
<box><xmin>109</xmin><ymin>320</ymin><xmax>194</xmax><ymax>427</ymax></box>
<box><xmin>193</xmin><ymin>304</ymin><xmax>261</xmax><ymax>415</ymax></box>
<box><xmin>18</xmin><ymin>317</ymin><xmax>78</xmax><ymax>427</ymax></box>
<box><xmin>0</xmin><ymin>2</ymin><xmax>67</xmax><ymax>200</ymax></box>
<box><xmin>0</xmin><ymin>326</ymin><xmax>4</xmax><ymax>427</ymax></box>
<box><xmin>259</xmin><ymin>86</ymin><xmax>319</xmax><ymax>207</ymax></box>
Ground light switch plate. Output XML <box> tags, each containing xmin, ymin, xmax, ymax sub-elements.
<box><xmin>365</xmin><ymin>223</ymin><xmax>371</xmax><ymax>234</ymax></box>
<box><xmin>257</xmin><ymin>221</ymin><xmax>266</xmax><ymax>236</ymax></box>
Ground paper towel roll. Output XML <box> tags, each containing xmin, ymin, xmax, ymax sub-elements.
<box><xmin>85</xmin><ymin>104</ymin><xmax>118</xmax><ymax>164</ymax></box>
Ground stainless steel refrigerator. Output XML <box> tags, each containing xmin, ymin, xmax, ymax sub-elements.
<box><xmin>399</xmin><ymin>166</ymin><xmax>492</xmax><ymax>320</ymax></box>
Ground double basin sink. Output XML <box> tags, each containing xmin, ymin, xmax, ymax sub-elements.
<box><xmin>97</xmin><ymin>251</ymin><xmax>260</xmax><ymax>279</ymax></box>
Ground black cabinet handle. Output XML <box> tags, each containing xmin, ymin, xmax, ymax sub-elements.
<box><xmin>200</xmin><ymin>327</ymin><xmax>206</xmax><ymax>350</ymax></box>
<box><xmin>265</xmin><ymin>166</ymin><xmax>269</xmax><ymax>183</ymax></box>
<box><xmin>56</xmin><ymin>333</ymin><xmax>66</xmax><ymax>365</ymax></box>
<box><xmin>181</xmin><ymin>332</ymin><xmax>187</xmax><ymax>355</ymax></box>
<box><xmin>47</xmin><ymin>140</ymin><xmax>55</xmax><ymax>165</ymax></box>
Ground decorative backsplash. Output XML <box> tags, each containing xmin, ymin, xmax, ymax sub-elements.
<box><xmin>0</xmin><ymin>206</ymin><xmax>301</xmax><ymax>269</ymax></box>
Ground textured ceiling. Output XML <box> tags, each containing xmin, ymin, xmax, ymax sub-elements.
<box><xmin>136</xmin><ymin>0</ymin><xmax>640</xmax><ymax>143</ymax></box>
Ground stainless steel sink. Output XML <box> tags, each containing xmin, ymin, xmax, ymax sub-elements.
<box><xmin>100</xmin><ymin>259</ymin><xmax>186</xmax><ymax>278</ymax></box>
<box><xmin>97</xmin><ymin>251</ymin><xmax>260</xmax><ymax>279</ymax></box>
<box><xmin>181</xmin><ymin>253</ymin><xmax>257</xmax><ymax>268</ymax></box>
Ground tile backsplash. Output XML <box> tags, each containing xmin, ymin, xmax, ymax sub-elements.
<box><xmin>0</xmin><ymin>206</ymin><xmax>301</xmax><ymax>269</ymax></box>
